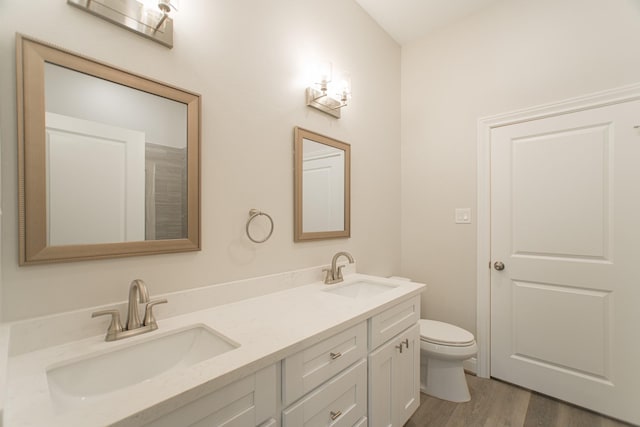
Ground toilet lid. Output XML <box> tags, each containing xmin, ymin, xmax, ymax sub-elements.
<box><xmin>419</xmin><ymin>319</ymin><xmax>475</xmax><ymax>346</ymax></box>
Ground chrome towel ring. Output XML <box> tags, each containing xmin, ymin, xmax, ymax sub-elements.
<box><xmin>246</xmin><ymin>209</ymin><xmax>274</xmax><ymax>243</ymax></box>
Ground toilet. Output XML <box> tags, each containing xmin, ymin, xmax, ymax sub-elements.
<box><xmin>419</xmin><ymin>319</ymin><xmax>477</xmax><ymax>402</ymax></box>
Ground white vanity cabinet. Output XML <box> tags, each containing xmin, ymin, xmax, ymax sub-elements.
<box><xmin>368</xmin><ymin>296</ymin><xmax>421</xmax><ymax>427</ymax></box>
<box><xmin>4</xmin><ymin>271</ymin><xmax>427</xmax><ymax>427</ymax></box>
<box><xmin>144</xmin><ymin>364</ymin><xmax>277</xmax><ymax>427</ymax></box>
<box><xmin>282</xmin><ymin>322</ymin><xmax>368</xmax><ymax>426</ymax></box>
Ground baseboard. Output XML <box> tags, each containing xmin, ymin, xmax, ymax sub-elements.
<box><xmin>463</xmin><ymin>357</ymin><xmax>477</xmax><ymax>375</ymax></box>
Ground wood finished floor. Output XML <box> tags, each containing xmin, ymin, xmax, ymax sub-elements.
<box><xmin>406</xmin><ymin>375</ymin><xmax>636</xmax><ymax>427</ymax></box>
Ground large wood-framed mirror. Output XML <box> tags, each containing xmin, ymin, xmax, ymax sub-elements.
<box><xmin>16</xmin><ymin>34</ymin><xmax>201</xmax><ymax>265</ymax></box>
<box><xmin>294</xmin><ymin>127</ymin><xmax>350</xmax><ymax>241</ymax></box>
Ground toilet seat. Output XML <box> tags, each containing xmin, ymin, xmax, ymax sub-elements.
<box><xmin>419</xmin><ymin>319</ymin><xmax>475</xmax><ymax>347</ymax></box>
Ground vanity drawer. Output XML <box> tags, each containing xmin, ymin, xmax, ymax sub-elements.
<box><xmin>144</xmin><ymin>364</ymin><xmax>276</xmax><ymax>427</ymax></box>
<box><xmin>282</xmin><ymin>359</ymin><xmax>367</xmax><ymax>427</ymax></box>
<box><xmin>282</xmin><ymin>321</ymin><xmax>367</xmax><ymax>405</ymax></box>
<box><xmin>369</xmin><ymin>295</ymin><xmax>420</xmax><ymax>350</ymax></box>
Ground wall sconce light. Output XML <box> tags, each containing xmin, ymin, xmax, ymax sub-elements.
<box><xmin>306</xmin><ymin>62</ymin><xmax>351</xmax><ymax>119</ymax></box>
<box><xmin>67</xmin><ymin>0</ymin><xmax>179</xmax><ymax>48</ymax></box>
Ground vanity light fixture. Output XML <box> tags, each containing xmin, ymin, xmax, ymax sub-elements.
<box><xmin>306</xmin><ymin>61</ymin><xmax>352</xmax><ymax>119</ymax></box>
<box><xmin>67</xmin><ymin>0</ymin><xmax>179</xmax><ymax>48</ymax></box>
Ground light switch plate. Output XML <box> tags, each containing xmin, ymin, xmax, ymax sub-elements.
<box><xmin>455</xmin><ymin>208</ymin><xmax>471</xmax><ymax>224</ymax></box>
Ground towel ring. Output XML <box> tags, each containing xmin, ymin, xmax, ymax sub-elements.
<box><xmin>246</xmin><ymin>209</ymin><xmax>274</xmax><ymax>243</ymax></box>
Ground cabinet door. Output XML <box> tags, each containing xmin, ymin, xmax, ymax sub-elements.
<box><xmin>395</xmin><ymin>323</ymin><xmax>420</xmax><ymax>426</ymax></box>
<box><xmin>368</xmin><ymin>336</ymin><xmax>396</xmax><ymax>427</ymax></box>
<box><xmin>368</xmin><ymin>323</ymin><xmax>420</xmax><ymax>427</ymax></box>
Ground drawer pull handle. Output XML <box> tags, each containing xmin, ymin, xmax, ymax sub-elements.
<box><xmin>330</xmin><ymin>410</ymin><xmax>342</xmax><ymax>420</ymax></box>
<box><xmin>330</xmin><ymin>351</ymin><xmax>342</xmax><ymax>360</ymax></box>
<box><xmin>396</xmin><ymin>344</ymin><xmax>403</xmax><ymax>353</ymax></box>
<box><xmin>403</xmin><ymin>338</ymin><xmax>409</xmax><ymax>349</ymax></box>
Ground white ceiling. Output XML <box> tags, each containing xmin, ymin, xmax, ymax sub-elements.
<box><xmin>354</xmin><ymin>0</ymin><xmax>504</xmax><ymax>45</ymax></box>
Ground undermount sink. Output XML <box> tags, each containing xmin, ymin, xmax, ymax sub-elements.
<box><xmin>324</xmin><ymin>280</ymin><xmax>398</xmax><ymax>299</ymax></box>
<box><xmin>47</xmin><ymin>325</ymin><xmax>238</xmax><ymax>407</ymax></box>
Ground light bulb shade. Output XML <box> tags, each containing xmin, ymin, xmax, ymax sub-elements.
<box><xmin>140</xmin><ymin>0</ymin><xmax>179</xmax><ymax>12</ymax></box>
<box><xmin>313</xmin><ymin>61</ymin><xmax>333</xmax><ymax>85</ymax></box>
<box><xmin>336</xmin><ymin>73</ymin><xmax>351</xmax><ymax>98</ymax></box>
<box><xmin>140</xmin><ymin>0</ymin><xmax>158</xmax><ymax>10</ymax></box>
<box><xmin>160</xmin><ymin>0</ymin><xmax>179</xmax><ymax>11</ymax></box>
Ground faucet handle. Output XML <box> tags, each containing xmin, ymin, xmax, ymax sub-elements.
<box><xmin>143</xmin><ymin>299</ymin><xmax>168</xmax><ymax>329</ymax></box>
<box><xmin>336</xmin><ymin>265</ymin><xmax>346</xmax><ymax>281</ymax></box>
<box><xmin>92</xmin><ymin>309</ymin><xmax>123</xmax><ymax>341</ymax></box>
<box><xmin>322</xmin><ymin>268</ymin><xmax>334</xmax><ymax>283</ymax></box>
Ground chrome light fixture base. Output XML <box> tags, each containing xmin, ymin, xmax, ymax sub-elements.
<box><xmin>306</xmin><ymin>87</ymin><xmax>343</xmax><ymax>119</ymax></box>
<box><xmin>68</xmin><ymin>0</ymin><xmax>174</xmax><ymax>48</ymax></box>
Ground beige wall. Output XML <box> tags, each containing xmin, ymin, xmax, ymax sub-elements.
<box><xmin>0</xmin><ymin>0</ymin><xmax>401</xmax><ymax>321</ymax></box>
<box><xmin>401</xmin><ymin>0</ymin><xmax>640</xmax><ymax>335</ymax></box>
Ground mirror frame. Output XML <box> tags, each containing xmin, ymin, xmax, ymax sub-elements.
<box><xmin>294</xmin><ymin>127</ymin><xmax>351</xmax><ymax>241</ymax></box>
<box><xmin>16</xmin><ymin>34</ymin><xmax>201</xmax><ymax>265</ymax></box>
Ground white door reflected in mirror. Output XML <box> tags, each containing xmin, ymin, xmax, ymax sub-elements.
<box><xmin>45</xmin><ymin>63</ymin><xmax>188</xmax><ymax>244</ymax></box>
<box><xmin>302</xmin><ymin>139</ymin><xmax>345</xmax><ymax>233</ymax></box>
<box><xmin>46</xmin><ymin>113</ymin><xmax>145</xmax><ymax>245</ymax></box>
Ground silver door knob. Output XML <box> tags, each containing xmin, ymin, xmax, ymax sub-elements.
<box><xmin>494</xmin><ymin>261</ymin><xmax>505</xmax><ymax>271</ymax></box>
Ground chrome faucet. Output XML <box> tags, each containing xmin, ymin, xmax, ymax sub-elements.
<box><xmin>92</xmin><ymin>279</ymin><xmax>167</xmax><ymax>342</ymax></box>
<box><xmin>324</xmin><ymin>251</ymin><xmax>355</xmax><ymax>284</ymax></box>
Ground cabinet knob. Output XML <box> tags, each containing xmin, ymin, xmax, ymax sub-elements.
<box><xmin>330</xmin><ymin>410</ymin><xmax>342</xmax><ymax>420</ymax></box>
<box><xmin>330</xmin><ymin>351</ymin><xmax>342</xmax><ymax>360</ymax></box>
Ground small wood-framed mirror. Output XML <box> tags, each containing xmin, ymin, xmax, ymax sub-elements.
<box><xmin>294</xmin><ymin>127</ymin><xmax>350</xmax><ymax>241</ymax></box>
<box><xmin>16</xmin><ymin>34</ymin><xmax>201</xmax><ymax>264</ymax></box>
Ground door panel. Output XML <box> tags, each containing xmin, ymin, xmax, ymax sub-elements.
<box><xmin>490</xmin><ymin>99</ymin><xmax>640</xmax><ymax>425</ymax></box>
<box><xmin>511</xmin><ymin>124</ymin><xmax>609</xmax><ymax>258</ymax></box>
<box><xmin>512</xmin><ymin>281</ymin><xmax>611</xmax><ymax>379</ymax></box>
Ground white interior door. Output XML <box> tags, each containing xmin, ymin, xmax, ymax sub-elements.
<box><xmin>46</xmin><ymin>112</ymin><xmax>145</xmax><ymax>245</ymax></box>
<box><xmin>490</xmin><ymin>99</ymin><xmax>640</xmax><ymax>425</ymax></box>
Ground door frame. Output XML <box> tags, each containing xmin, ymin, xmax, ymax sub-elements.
<box><xmin>475</xmin><ymin>83</ymin><xmax>640</xmax><ymax>379</ymax></box>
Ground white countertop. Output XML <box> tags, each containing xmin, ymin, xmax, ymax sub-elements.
<box><xmin>3</xmin><ymin>273</ymin><xmax>425</xmax><ymax>427</ymax></box>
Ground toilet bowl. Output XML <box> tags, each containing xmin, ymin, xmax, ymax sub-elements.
<box><xmin>419</xmin><ymin>319</ymin><xmax>477</xmax><ymax>402</ymax></box>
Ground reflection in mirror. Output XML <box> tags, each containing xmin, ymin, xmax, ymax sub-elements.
<box><xmin>44</xmin><ymin>63</ymin><xmax>188</xmax><ymax>244</ymax></box>
<box><xmin>301</xmin><ymin>140</ymin><xmax>344</xmax><ymax>232</ymax></box>
<box><xmin>17</xmin><ymin>34</ymin><xmax>200</xmax><ymax>264</ymax></box>
<box><xmin>294</xmin><ymin>127</ymin><xmax>350</xmax><ymax>241</ymax></box>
